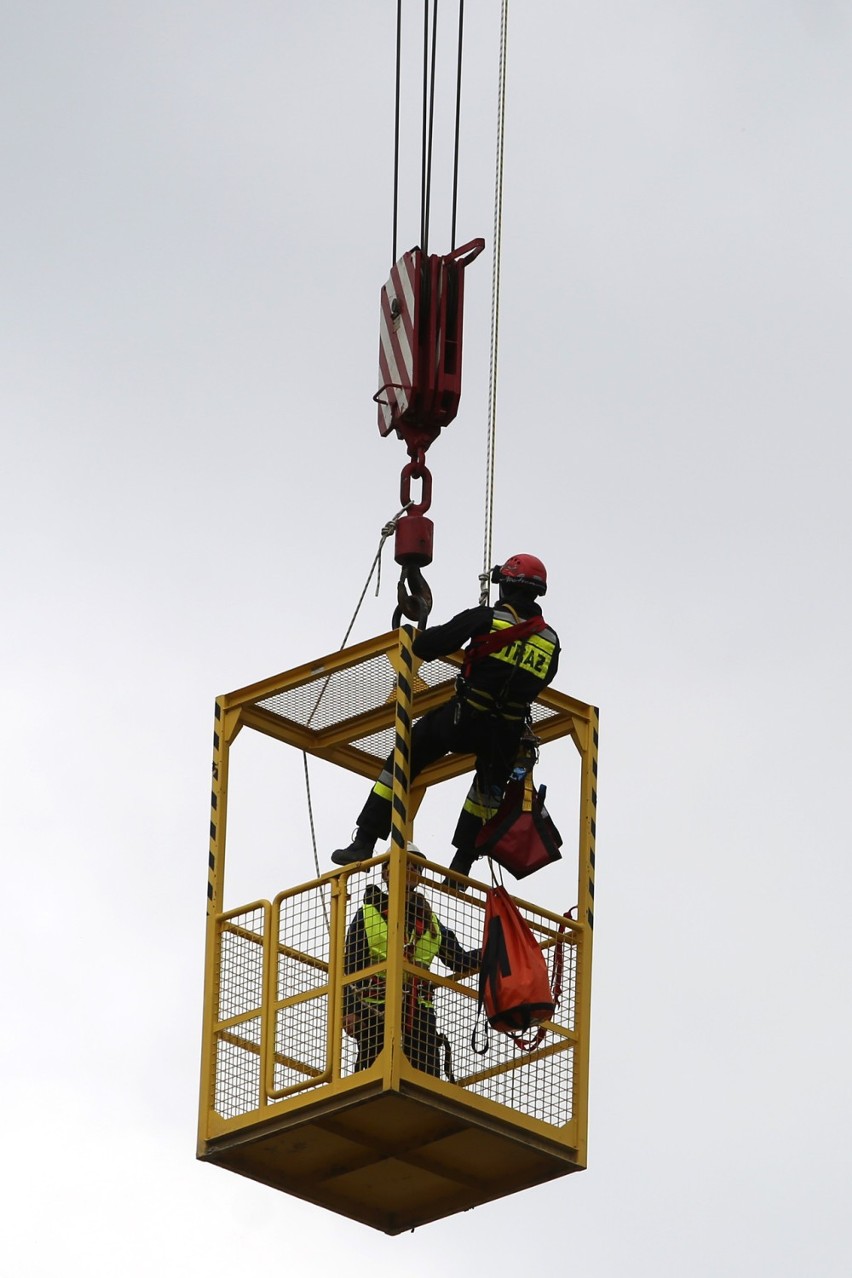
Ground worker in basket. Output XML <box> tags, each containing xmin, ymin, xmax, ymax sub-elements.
<box><xmin>332</xmin><ymin>554</ymin><xmax>560</xmax><ymax>882</ymax></box>
<box><xmin>342</xmin><ymin>846</ymin><xmax>481</xmax><ymax>1076</ymax></box>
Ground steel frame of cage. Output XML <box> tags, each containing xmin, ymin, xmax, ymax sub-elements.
<box><xmin>197</xmin><ymin>626</ymin><xmax>599</xmax><ymax>1231</ymax></box>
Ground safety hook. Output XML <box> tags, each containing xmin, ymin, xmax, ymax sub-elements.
<box><xmin>392</xmin><ymin>564</ymin><xmax>433</xmax><ymax>629</ymax></box>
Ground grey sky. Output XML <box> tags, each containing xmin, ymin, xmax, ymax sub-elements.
<box><xmin>3</xmin><ymin>2</ymin><xmax>851</xmax><ymax>1274</ymax></box>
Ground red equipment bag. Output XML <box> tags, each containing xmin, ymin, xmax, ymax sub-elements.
<box><xmin>474</xmin><ymin>775</ymin><xmax>563</xmax><ymax>879</ymax></box>
<box><xmin>471</xmin><ymin>886</ymin><xmax>555</xmax><ymax>1055</ymax></box>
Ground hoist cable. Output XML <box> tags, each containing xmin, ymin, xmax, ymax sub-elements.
<box><xmin>420</xmin><ymin>0</ymin><xmax>430</xmax><ymax>252</ymax></box>
<box><xmin>450</xmin><ymin>0</ymin><xmax>465</xmax><ymax>250</ymax></box>
<box><xmin>481</xmin><ymin>0</ymin><xmax>509</xmax><ymax>602</ymax></box>
<box><xmin>392</xmin><ymin>0</ymin><xmax>402</xmax><ymax>265</ymax></box>
<box><xmin>423</xmin><ymin>0</ymin><xmax>439</xmax><ymax>255</ymax></box>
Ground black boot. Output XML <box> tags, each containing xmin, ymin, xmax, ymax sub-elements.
<box><xmin>445</xmin><ymin>847</ymin><xmax>477</xmax><ymax>889</ymax></box>
<box><xmin>331</xmin><ymin>830</ymin><xmax>377</xmax><ymax>867</ymax></box>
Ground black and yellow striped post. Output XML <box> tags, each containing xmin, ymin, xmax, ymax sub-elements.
<box><xmin>387</xmin><ymin>623</ymin><xmax>417</xmax><ymax>854</ymax></box>
<box><xmin>573</xmin><ymin>702</ymin><xmax>599</xmax><ymax>1168</ymax></box>
<box><xmin>207</xmin><ymin>699</ymin><xmax>243</xmax><ymax>916</ymax></box>
<box><xmin>198</xmin><ymin>697</ymin><xmax>242</xmax><ymax>1145</ymax></box>
<box><xmin>380</xmin><ymin>623</ymin><xmax>418</xmax><ymax>1087</ymax></box>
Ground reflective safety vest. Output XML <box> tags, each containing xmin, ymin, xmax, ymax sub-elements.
<box><xmin>360</xmin><ymin>903</ymin><xmax>442</xmax><ymax>1008</ymax></box>
<box><xmin>462</xmin><ymin>606</ymin><xmax>558</xmax><ymax>720</ymax></box>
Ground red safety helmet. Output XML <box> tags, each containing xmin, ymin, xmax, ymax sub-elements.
<box><xmin>492</xmin><ymin>554</ymin><xmax>548</xmax><ymax>596</ymax></box>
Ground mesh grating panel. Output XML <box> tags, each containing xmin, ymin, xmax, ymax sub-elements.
<box><xmin>270</xmin><ymin>881</ymin><xmax>334</xmax><ymax>1096</ymax></box>
<box><xmin>350</xmin><ymin>725</ymin><xmax>396</xmax><ymax>761</ymax></box>
<box><xmin>252</xmin><ymin>653</ymin><xmax>454</xmax><ymax>732</ymax></box>
<box><xmin>218</xmin><ymin>908</ymin><xmax>265</xmax><ymax>1022</ymax></box>
<box><xmin>277</xmin><ymin>882</ymin><xmax>332</xmax><ymax>999</ymax></box>
<box><xmin>211</xmin><ymin>868</ymin><xmax>579</xmax><ymax>1132</ymax></box>
<box><xmin>529</xmin><ymin>699</ymin><xmax>560</xmax><ymax>727</ymax></box>
<box><xmin>256</xmin><ymin>653</ymin><xmax>560</xmax><ymax>736</ymax></box>
<box><xmin>418</xmin><ymin>871</ymin><xmax>577</xmax><ymax>1128</ymax></box>
<box><xmin>341</xmin><ymin>862</ymin><xmax>577</xmax><ymax>1129</ymax></box>
<box><xmin>272</xmin><ymin>996</ymin><xmax>330</xmax><ymax>1094</ymax></box>
<box><xmin>213</xmin><ymin>907</ymin><xmax>266</xmax><ymax>1119</ymax></box>
<box><xmin>215</xmin><ymin>1021</ymin><xmax>262</xmax><ymax>1119</ymax></box>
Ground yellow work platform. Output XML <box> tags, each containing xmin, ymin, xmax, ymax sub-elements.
<box><xmin>197</xmin><ymin>629</ymin><xmax>598</xmax><ymax>1234</ymax></box>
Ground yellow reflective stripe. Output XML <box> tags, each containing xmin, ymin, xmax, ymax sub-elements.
<box><xmin>489</xmin><ymin>632</ymin><xmax>555</xmax><ymax>679</ymax></box>
<box><xmin>363</xmin><ymin>905</ymin><xmax>388</xmax><ymax>961</ymax></box>
<box><xmin>360</xmin><ymin>905</ymin><xmax>387</xmax><ymax>1004</ymax></box>
<box><xmin>414</xmin><ymin>926</ymin><xmax>441</xmax><ymax>969</ymax></box>
<box><xmin>479</xmin><ymin>614</ymin><xmax>556</xmax><ymax>681</ymax></box>
<box><xmin>371</xmin><ymin>780</ymin><xmax>393</xmax><ymax>800</ymax></box>
<box><xmin>360</xmin><ymin>905</ymin><xmax>441</xmax><ymax>1005</ymax></box>
<box><xmin>464</xmin><ymin>690</ymin><xmax>525</xmax><ymax>720</ymax></box>
<box><xmin>463</xmin><ymin>795</ymin><xmax>499</xmax><ymax>820</ymax></box>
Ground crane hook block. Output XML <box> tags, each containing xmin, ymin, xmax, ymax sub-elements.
<box><xmin>375</xmin><ymin>237</ymin><xmax>485</xmax><ymax>453</ymax></box>
<box><xmin>394</xmin><ymin>513</ymin><xmax>434</xmax><ymax>568</ymax></box>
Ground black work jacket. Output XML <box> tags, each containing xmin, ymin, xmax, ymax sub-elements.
<box><xmin>412</xmin><ymin>592</ymin><xmax>560</xmax><ymax>713</ymax></box>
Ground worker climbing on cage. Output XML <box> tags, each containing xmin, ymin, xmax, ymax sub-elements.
<box><xmin>332</xmin><ymin>554</ymin><xmax>560</xmax><ymax>882</ymax></box>
<box><xmin>343</xmin><ymin>845</ymin><xmax>481</xmax><ymax>1075</ymax></box>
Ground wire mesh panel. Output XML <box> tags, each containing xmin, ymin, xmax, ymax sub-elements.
<box><xmin>215</xmin><ymin>1023</ymin><xmax>262</xmax><ymax>1121</ymax></box>
<box><xmin>254</xmin><ymin>649</ymin><xmax>565</xmax><ymax>768</ymax></box>
<box><xmin>269</xmin><ymin>880</ymin><xmax>335</xmax><ymax>1097</ymax></box>
<box><xmin>340</xmin><ymin>862</ymin><xmax>390</xmax><ymax>1076</ymax></box>
<box><xmin>213</xmin><ymin>904</ymin><xmax>267</xmax><ymax>1120</ymax></box>
<box><xmin>448</xmin><ymin>993</ymin><xmax>576</xmax><ymax>1127</ymax></box>
<box><xmin>272</xmin><ymin>996</ymin><xmax>330</xmax><ymax>1095</ymax></box>
<box><xmin>338</xmin><ymin>857</ymin><xmax>482</xmax><ymax>1079</ymax></box>
<box><xmin>337</xmin><ymin>857</ymin><xmax>579</xmax><ymax>1132</ymax></box>
<box><xmin>402</xmin><ymin>865</ymin><xmax>579</xmax><ymax>1130</ymax></box>
<box><xmin>254</xmin><ymin>651</ymin><xmax>414</xmax><ymax>738</ymax></box>
<box><xmin>209</xmin><ymin>866</ymin><xmax>580</xmax><ymax>1138</ymax></box>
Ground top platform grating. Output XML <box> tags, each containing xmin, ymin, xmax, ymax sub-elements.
<box><xmin>220</xmin><ymin>629</ymin><xmax>592</xmax><ymax>785</ymax></box>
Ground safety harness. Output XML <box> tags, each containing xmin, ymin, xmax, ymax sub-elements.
<box><xmin>358</xmin><ymin>900</ymin><xmax>441</xmax><ymax>1009</ymax></box>
<box><xmin>458</xmin><ymin>611</ymin><xmax>548</xmax><ymax>721</ymax></box>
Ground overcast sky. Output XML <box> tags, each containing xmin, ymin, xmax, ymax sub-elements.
<box><xmin>3</xmin><ymin>2</ymin><xmax>851</xmax><ymax>1274</ymax></box>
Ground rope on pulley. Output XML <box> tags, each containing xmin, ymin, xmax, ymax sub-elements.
<box><xmin>481</xmin><ymin>0</ymin><xmax>509</xmax><ymax>606</ymax></box>
<box><xmin>392</xmin><ymin>0</ymin><xmax>467</xmax><ymax>267</ymax></box>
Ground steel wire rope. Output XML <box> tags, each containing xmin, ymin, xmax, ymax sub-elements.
<box><xmin>392</xmin><ymin>0</ymin><xmax>402</xmax><ymax>264</ymax></box>
<box><xmin>398</xmin><ymin>1</ymin><xmax>465</xmax><ymax>260</ymax></box>
<box><xmin>450</xmin><ymin>0</ymin><xmax>465</xmax><ymax>250</ymax></box>
<box><xmin>423</xmin><ymin>0</ymin><xmax>439</xmax><ymax>255</ymax></box>
<box><xmin>304</xmin><ymin>0</ymin><xmax>471</xmax><ymax>903</ymax></box>
<box><xmin>424</xmin><ymin>2</ymin><xmax>466</xmax><ymax>255</ymax></box>
<box><xmin>420</xmin><ymin>0</ymin><xmax>430</xmax><ymax>252</ymax></box>
<box><xmin>480</xmin><ymin>0</ymin><xmax>509</xmax><ymax>605</ymax></box>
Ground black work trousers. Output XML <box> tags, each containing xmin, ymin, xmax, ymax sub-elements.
<box><xmin>356</xmin><ymin>698</ymin><xmax>523</xmax><ymax>851</ymax></box>
<box><xmin>352</xmin><ymin>1001</ymin><xmax>441</xmax><ymax>1076</ymax></box>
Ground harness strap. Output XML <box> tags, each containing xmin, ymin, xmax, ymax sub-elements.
<box><xmin>461</xmin><ymin>616</ymin><xmax>547</xmax><ymax>679</ymax></box>
<box><xmin>462</xmin><ymin>689</ymin><xmax>526</xmax><ymax>720</ymax></box>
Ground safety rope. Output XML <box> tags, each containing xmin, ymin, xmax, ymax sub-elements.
<box><xmin>303</xmin><ymin>505</ymin><xmax>411</xmax><ymax>881</ymax></box>
<box><xmin>481</xmin><ymin>0</ymin><xmax>509</xmax><ymax>605</ymax></box>
<box><xmin>335</xmin><ymin>504</ymin><xmax>411</xmax><ymax>653</ymax></box>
